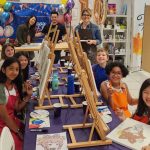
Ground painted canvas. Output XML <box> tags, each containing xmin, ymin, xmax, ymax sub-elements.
<box><xmin>107</xmin><ymin>118</ymin><xmax>150</xmax><ymax>150</ymax></box>
<box><xmin>29</xmin><ymin>117</ymin><xmax>50</xmax><ymax>129</ymax></box>
<box><xmin>36</xmin><ymin>132</ymin><xmax>68</xmax><ymax>150</ymax></box>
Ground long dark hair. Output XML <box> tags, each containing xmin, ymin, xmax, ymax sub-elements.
<box><xmin>1</xmin><ymin>43</ymin><xmax>15</xmax><ymax>59</ymax></box>
<box><xmin>0</xmin><ymin>57</ymin><xmax>23</xmax><ymax>100</ymax></box>
<box><xmin>135</xmin><ymin>78</ymin><xmax>150</xmax><ymax>116</ymax></box>
<box><xmin>26</xmin><ymin>15</ymin><xmax>37</xmax><ymax>30</ymax></box>
<box><xmin>14</xmin><ymin>52</ymin><xmax>29</xmax><ymax>82</ymax></box>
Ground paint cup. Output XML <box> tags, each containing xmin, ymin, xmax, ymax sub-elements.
<box><xmin>30</xmin><ymin>60</ymin><xmax>35</xmax><ymax>67</ymax></box>
<box><xmin>74</xmin><ymin>82</ymin><xmax>80</xmax><ymax>93</ymax></box>
<box><xmin>60</xmin><ymin>59</ymin><xmax>65</xmax><ymax>67</ymax></box>
<box><xmin>67</xmin><ymin>67</ymin><xmax>72</xmax><ymax>75</ymax></box>
<box><xmin>53</xmin><ymin>103</ymin><xmax>62</xmax><ymax>117</ymax></box>
<box><xmin>82</xmin><ymin>101</ymin><xmax>88</xmax><ymax>114</ymax></box>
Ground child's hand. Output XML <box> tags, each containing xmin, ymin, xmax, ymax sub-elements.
<box><xmin>106</xmin><ymin>82</ymin><xmax>113</xmax><ymax>98</ymax></box>
<box><xmin>142</xmin><ymin>145</ymin><xmax>150</xmax><ymax>150</ymax></box>
<box><xmin>115</xmin><ymin>108</ymin><xmax>126</xmax><ymax>121</ymax></box>
<box><xmin>24</xmin><ymin>80</ymin><xmax>33</xmax><ymax>97</ymax></box>
<box><xmin>107</xmin><ymin>87</ymin><xmax>113</xmax><ymax>98</ymax></box>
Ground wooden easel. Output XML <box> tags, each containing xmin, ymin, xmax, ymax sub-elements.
<box><xmin>72</xmin><ymin>31</ymin><xmax>101</xmax><ymax>104</ymax></box>
<box><xmin>79</xmin><ymin>0</ymin><xmax>89</xmax><ymax>19</ymax></box>
<box><xmin>37</xmin><ymin>53</ymin><xmax>55</xmax><ymax>107</ymax></box>
<box><xmin>35</xmin><ymin>29</ymin><xmax>84</xmax><ymax>110</ymax></box>
<box><xmin>63</xmin><ymin>41</ymin><xmax>111</xmax><ymax>148</ymax></box>
<box><xmin>93</xmin><ymin>0</ymin><xmax>108</xmax><ymax>24</ymax></box>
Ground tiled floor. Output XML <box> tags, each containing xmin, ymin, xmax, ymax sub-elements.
<box><xmin>123</xmin><ymin>70</ymin><xmax>150</xmax><ymax>98</ymax></box>
<box><xmin>122</xmin><ymin>70</ymin><xmax>150</xmax><ymax>114</ymax></box>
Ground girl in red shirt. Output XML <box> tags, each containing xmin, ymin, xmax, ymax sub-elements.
<box><xmin>133</xmin><ymin>78</ymin><xmax>150</xmax><ymax>124</ymax></box>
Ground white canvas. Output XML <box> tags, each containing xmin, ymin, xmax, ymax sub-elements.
<box><xmin>38</xmin><ymin>59</ymin><xmax>51</xmax><ymax>100</ymax></box>
<box><xmin>88</xmin><ymin>59</ymin><xmax>100</xmax><ymax>97</ymax></box>
<box><xmin>36</xmin><ymin>132</ymin><xmax>68</xmax><ymax>150</ymax></box>
<box><xmin>107</xmin><ymin>118</ymin><xmax>150</xmax><ymax>150</ymax></box>
<box><xmin>38</xmin><ymin>41</ymin><xmax>50</xmax><ymax>74</ymax></box>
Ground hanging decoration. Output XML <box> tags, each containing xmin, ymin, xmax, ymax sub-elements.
<box><xmin>0</xmin><ymin>0</ymin><xmax>6</xmax><ymax>6</ymax></box>
<box><xmin>66</xmin><ymin>0</ymin><xmax>75</xmax><ymax>11</ymax></box>
<box><xmin>0</xmin><ymin>1</ymin><xmax>12</xmax><ymax>24</ymax></box>
<box><xmin>58</xmin><ymin>4</ymin><xmax>66</xmax><ymax>15</ymax></box>
<box><xmin>93</xmin><ymin>0</ymin><xmax>108</xmax><ymax>25</ymax></box>
<box><xmin>64</xmin><ymin>11</ymin><xmax>72</xmax><ymax>24</ymax></box>
<box><xmin>61</xmin><ymin>0</ymin><xmax>68</xmax><ymax>5</ymax></box>
<box><xmin>4</xmin><ymin>2</ymin><xmax>12</xmax><ymax>12</ymax></box>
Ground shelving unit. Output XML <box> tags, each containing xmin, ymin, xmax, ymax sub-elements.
<box><xmin>102</xmin><ymin>14</ymin><xmax>128</xmax><ymax>65</ymax></box>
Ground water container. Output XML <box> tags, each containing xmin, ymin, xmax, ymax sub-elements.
<box><xmin>52</xmin><ymin>74</ymin><xmax>59</xmax><ymax>90</ymax></box>
<box><xmin>67</xmin><ymin>74</ymin><xmax>74</xmax><ymax>94</ymax></box>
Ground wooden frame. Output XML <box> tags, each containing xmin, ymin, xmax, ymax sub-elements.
<box><xmin>93</xmin><ymin>0</ymin><xmax>108</xmax><ymax>25</ymax></box>
<box><xmin>73</xmin><ymin>31</ymin><xmax>101</xmax><ymax>104</ymax></box>
<box><xmin>34</xmin><ymin>26</ymin><xmax>85</xmax><ymax>110</ymax></box>
<box><xmin>63</xmin><ymin>41</ymin><xmax>111</xmax><ymax>148</ymax></box>
<box><xmin>79</xmin><ymin>0</ymin><xmax>89</xmax><ymax>19</ymax></box>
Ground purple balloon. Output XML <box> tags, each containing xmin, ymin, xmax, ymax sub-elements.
<box><xmin>66</xmin><ymin>0</ymin><xmax>75</xmax><ymax>11</ymax></box>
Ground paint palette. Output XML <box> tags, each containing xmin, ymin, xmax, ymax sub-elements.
<box><xmin>30</xmin><ymin>110</ymin><xmax>49</xmax><ymax>119</ymax></box>
<box><xmin>101</xmin><ymin>114</ymin><xmax>112</xmax><ymax>124</ymax></box>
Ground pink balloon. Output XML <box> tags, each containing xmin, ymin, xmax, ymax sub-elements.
<box><xmin>57</xmin><ymin>15</ymin><xmax>65</xmax><ymax>24</ymax></box>
<box><xmin>64</xmin><ymin>13</ymin><xmax>72</xmax><ymax>24</ymax></box>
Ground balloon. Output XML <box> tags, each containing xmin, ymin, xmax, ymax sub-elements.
<box><xmin>4</xmin><ymin>2</ymin><xmax>12</xmax><ymax>12</ymax></box>
<box><xmin>66</xmin><ymin>0</ymin><xmax>75</xmax><ymax>11</ymax></box>
<box><xmin>5</xmin><ymin>12</ymin><xmax>14</xmax><ymax>25</ymax></box>
<box><xmin>0</xmin><ymin>0</ymin><xmax>6</xmax><ymax>6</ymax></box>
<box><xmin>1</xmin><ymin>12</ymin><xmax>10</xmax><ymax>23</ymax></box>
<box><xmin>64</xmin><ymin>13</ymin><xmax>72</xmax><ymax>24</ymax></box>
<box><xmin>58</xmin><ymin>4</ymin><xmax>66</xmax><ymax>15</ymax></box>
<box><xmin>0</xmin><ymin>7</ymin><xmax>4</xmax><ymax>15</ymax></box>
<box><xmin>61</xmin><ymin>0</ymin><xmax>67</xmax><ymax>5</ymax></box>
<box><xmin>57</xmin><ymin>15</ymin><xmax>65</xmax><ymax>24</ymax></box>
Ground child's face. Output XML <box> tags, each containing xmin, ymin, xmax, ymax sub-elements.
<box><xmin>96</xmin><ymin>51</ymin><xmax>108</xmax><ymax>65</ymax></box>
<box><xmin>142</xmin><ymin>86</ymin><xmax>150</xmax><ymax>107</ymax></box>
<box><xmin>109</xmin><ymin>67</ymin><xmax>122</xmax><ymax>84</ymax></box>
<box><xmin>3</xmin><ymin>62</ymin><xmax>19</xmax><ymax>81</ymax></box>
<box><xmin>5</xmin><ymin>46</ymin><xmax>15</xmax><ymax>58</ymax></box>
<box><xmin>18</xmin><ymin>55</ymin><xmax>28</xmax><ymax>69</ymax></box>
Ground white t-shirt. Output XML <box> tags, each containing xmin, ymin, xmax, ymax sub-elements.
<box><xmin>4</xmin><ymin>87</ymin><xmax>17</xmax><ymax>103</ymax></box>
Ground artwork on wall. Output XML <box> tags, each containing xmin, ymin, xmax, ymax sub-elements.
<box><xmin>107</xmin><ymin>118</ymin><xmax>150</xmax><ymax>150</ymax></box>
<box><xmin>36</xmin><ymin>132</ymin><xmax>68</xmax><ymax>150</ymax></box>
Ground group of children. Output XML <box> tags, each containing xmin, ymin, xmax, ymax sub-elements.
<box><xmin>0</xmin><ymin>43</ymin><xmax>33</xmax><ymax>150</ymax></box>
<box><xmin>0</xmin><ymin>43</ymin><xmax>150</xmax><ymax>150</ymax></box>
<box><xmin>92</xmin><ymin>48</ymin><xmax>150</xmax><ymax>149</ymax></box>
<box><xmin>92</xmin><ymin>48</ymin><xmax>150</xmax><ymax>125</ymax></box>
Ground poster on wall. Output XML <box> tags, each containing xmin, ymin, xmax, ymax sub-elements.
<box><xmin>0</xmin><ymin>2</ymin><xmax>60</xmax><ymax>44</ymax></box>
<box><xmin>132</xmin><ymin>0</ymin><xmax>150</xmax><ymax>71</ymax></box>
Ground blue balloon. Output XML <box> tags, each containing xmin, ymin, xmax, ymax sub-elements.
<box><xmin>1</xmin><ymin>12</ymin><xmax>10</xmax><ymax>23</ymax></box>
<box><xmin>4</xmin><ymin>2</ymin><xmax>12</xmax><ymax>12</ymax></box>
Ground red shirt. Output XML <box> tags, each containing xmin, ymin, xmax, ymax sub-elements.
<box><xmin>133</xmin><ymin>114</ymin><xmax>149</xmax><ymax>124</ymax></box>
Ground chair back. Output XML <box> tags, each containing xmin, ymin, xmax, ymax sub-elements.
<box><xmin>0</xmin><ymin>126</ymin><xmax>15</xmax><ymax>150</ymax></box>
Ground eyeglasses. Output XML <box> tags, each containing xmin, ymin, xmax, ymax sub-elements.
<box><xmin>82</xmin><ymin>14</ymin><xmax>90</xmax><ymax>17</ymax></box>
<box><xmin>110</xmin><ymin>71</ymin><xmax>122</xmax><ymax>76</ymax></box>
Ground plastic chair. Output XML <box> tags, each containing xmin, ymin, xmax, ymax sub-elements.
<box><xmin>0</xmin><ymin>126</ymin><xmax>15</xmax><ymax>150</ymax></box>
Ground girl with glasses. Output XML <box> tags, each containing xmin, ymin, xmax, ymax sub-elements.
<box><xmin>100</xmin><ymin>62</ymin><xmax>138</xmax><ymax>120</ymax></box>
